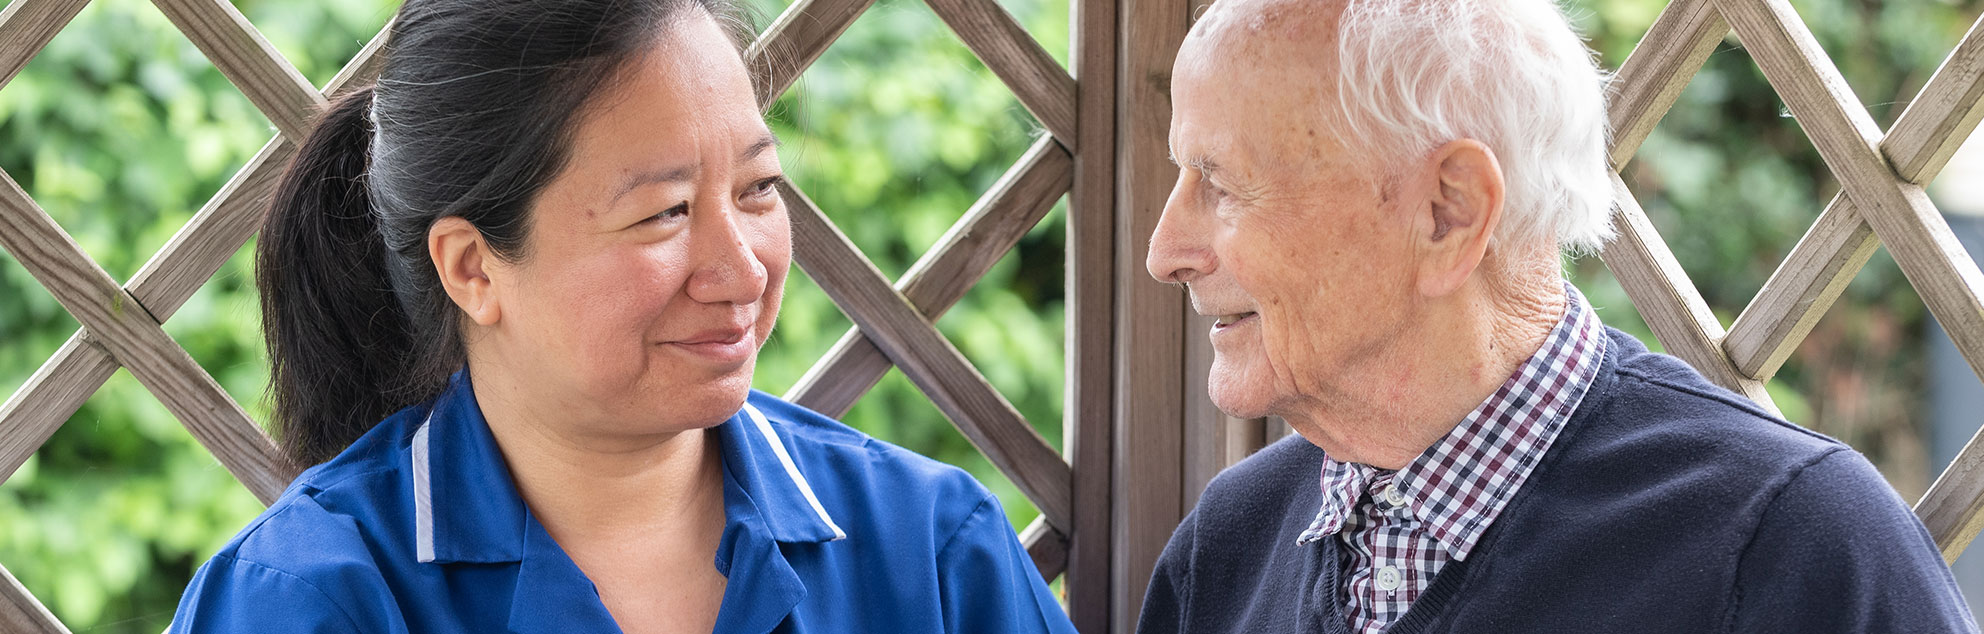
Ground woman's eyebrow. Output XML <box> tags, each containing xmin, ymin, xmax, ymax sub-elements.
<box><xmin>611</xmin><ymin>135</ymin><xmax>782</xmax><ymax>201</ymax></box>
<box><xmin>607</xmin><ymin>162</ymin><xmax>696</xmax><ymax>207</ymax></box>
<box><xmin>740</xmin><ymin>134</ymin><xmax>779</xmax><ymax>163</ymax></box>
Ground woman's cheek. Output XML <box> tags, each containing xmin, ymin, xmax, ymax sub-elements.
<box><xmin>751</xmin><ymin>214</ymin><xmax>792</xmax><ymax>311</ymax></box>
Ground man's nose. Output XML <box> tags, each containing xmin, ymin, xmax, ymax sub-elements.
<box><xmin>685</xmin><ymin>203</ymin><xmax>770</xmax><ymax>305</ymax></box>
<box><xmin>1146</xmin><ymin>176</ymin><xmax>1214</xmax><ymax>284</ymax></box>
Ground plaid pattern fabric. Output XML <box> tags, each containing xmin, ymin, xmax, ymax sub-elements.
<box><xmin>1296</xmin><ymin>284</ymin><xmax>1607</xmax><ymax>633</ymax></box>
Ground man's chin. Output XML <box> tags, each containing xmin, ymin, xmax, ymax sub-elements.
<box><xmin>1206</xmin><ymin>375</ymin><xmax>1274</xmax><ymax>420</ymax></box>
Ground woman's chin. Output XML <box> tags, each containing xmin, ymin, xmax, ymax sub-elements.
<box><xmin>651</xmin><ymin>371</ymin><xmax>756</xmax><ymax>425</ymax></box>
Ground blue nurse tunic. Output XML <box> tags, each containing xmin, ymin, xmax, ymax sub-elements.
<box><xmin>168</xmin><ymin>373</ymin><xmax>1078</xmax><ymax>633</ymax></box>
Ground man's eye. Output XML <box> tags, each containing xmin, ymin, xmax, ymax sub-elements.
<box><xmin>747</xmin><ymin>176</ymin><xmax>781</xmax><ymax>197</ymax></box>
<box><xmin>645</xmin><ymin>203</ymin><xmax>689</xmax><ymax>223</ymax></box>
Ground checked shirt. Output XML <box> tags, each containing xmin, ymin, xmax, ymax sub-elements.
<box><xmin>1295</xmin><ymin>283</ymin><xmax>1606</xmax><ymax>634</ymax></box>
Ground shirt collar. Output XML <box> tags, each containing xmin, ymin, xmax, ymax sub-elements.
<box><xmin>715</xmin><ymin>394</ymin><xmax>848</xmax><ymax>544</ymax></box>
<box><xmin>1298</xmin><ymin>283</ymin><xmax>1607</xmax><ymax>559</ymax></box>
<box><xmin>1303</xmin><ymin>459</ymin><xmax>1379</xmax><ymax>538</ymax></box>
<box><xmin>412</xmin><ymin>371</ymin><xmax>528</xmax><ymax>564</ymax></box>
<box><xmin>409</xmin><ymin>376</ymin><xmax>847</xmax><ymax>565</ymax></box>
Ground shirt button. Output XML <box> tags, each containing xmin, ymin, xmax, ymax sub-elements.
<box><xmin>1375</xmin><ymin>565</ymin><xmax>1402</xmax><ymax>592</ymax></box>
<box><xmin>1383</xmin><ymin>485</ymin><xmax>1408</xmax><ymax>506</ymax></box>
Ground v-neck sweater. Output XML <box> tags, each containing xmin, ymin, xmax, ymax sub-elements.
<box><xmin>1137</xmin><ymin>327</ymin><xmax>1977</xmax><ymax>634</ymax></box>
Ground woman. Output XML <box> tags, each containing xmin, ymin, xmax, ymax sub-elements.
<box><xmin>167</xmin><ymin>0</ymin><xmax>1076</xmax><ymax>632</ymax></box>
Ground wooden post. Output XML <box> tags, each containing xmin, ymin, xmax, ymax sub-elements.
<box><xmin>1111</xmin><ymin>0</ymin><xmax>1193</xmax><ymax>627</ymax></box>
<box><xmin>1066</xmin><ymin>0</ymin><xmax>1118</xmax><ymax>628</ymax></box>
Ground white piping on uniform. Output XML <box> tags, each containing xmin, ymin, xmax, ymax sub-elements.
<box><xmin>743</xmin><ymin>404</ymin><xmax>848</xmax><ymax>541</ymax></box>
<box><xmin>412</xmin><ymin>414</ymin><xmax>436</xmax><ymax>563</ymax></box>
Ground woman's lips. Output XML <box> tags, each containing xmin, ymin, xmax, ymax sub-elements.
<box><xmin>665</xmin><ymin>326</ymin><xmax>755</xmax><ymax>364</ymax></box>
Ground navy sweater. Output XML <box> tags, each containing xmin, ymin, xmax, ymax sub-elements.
<box><xmin>1138</xmin><ymin>327</ymin><xmax>1979</xmax><ymax>633</ymax></box>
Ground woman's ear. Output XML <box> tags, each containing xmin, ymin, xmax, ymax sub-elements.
<box><xmin>429</xmin><ymin>217</ymin><xmax>502</xmax><ymax>326</ymax></box>
<box><xmin>1413</xmin><ymin>138</ymin><xmax>1505</xmax><ymax>298</ymax></box>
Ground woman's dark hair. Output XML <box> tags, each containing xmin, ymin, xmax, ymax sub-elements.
<box><xmin>257</xmin><ymin>0</ymin><xmax>756</xmax><ymax>466</ymax></box>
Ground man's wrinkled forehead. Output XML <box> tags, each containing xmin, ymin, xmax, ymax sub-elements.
<box><xmin>1176</xmin><ymin>0</ymin><xmax>1344</xmax><ymax>127</ymax></box>
<box><xmin>1172</xmin><ymin>0</ymin><xmax>1349</xmax><ymax>170</ymax></box>
<box><xmin>1183</xmin><ymin>0</ymin><xmax>1342</xmax><ymax>66</ymax></box>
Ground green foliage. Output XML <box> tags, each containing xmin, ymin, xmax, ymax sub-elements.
<box><xmin>0</xmin><ymin>0</ymin><xmax>1068</xmax><ymax>630</ymax></box>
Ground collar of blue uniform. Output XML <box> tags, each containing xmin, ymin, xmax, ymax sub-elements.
<box><xmin>718</xmin><ymin>394</ymin><xmax>848</xmax><ymax>544</ymax></box>
<box><xmin>410</xmin><ymin>371</ymin><xmax>847</xmax><ymax>565</ymax></box>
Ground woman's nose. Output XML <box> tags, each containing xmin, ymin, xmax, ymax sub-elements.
<box><xmin>685</xmin><ymin>205</ymin><xmax>769</xmax><ymax>305</ymax></box>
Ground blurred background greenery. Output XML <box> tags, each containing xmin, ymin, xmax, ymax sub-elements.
<box><xmin>0</xmin><ymin>0</ymin><xmax>1978</xmax><ymax>630</ymax></box>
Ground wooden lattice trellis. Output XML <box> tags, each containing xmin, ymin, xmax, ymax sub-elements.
<box><xmin>1600</xmin><ymin>0</ymin><xmax>1984</xmax><ymax>562</ymax></box>
<box><xmin>3</xmin><ymin>0</ymin><xmax>1984</xmax><ymax>631</ymax></box>
<box><xmin>0</xmin><ymin>0</ymin><xmax>1106</xmax><ymax>630</ymax></box>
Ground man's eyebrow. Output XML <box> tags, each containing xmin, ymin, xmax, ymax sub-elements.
<box><xmin>1169</xmin><ymin>151</ymin><xmax>1219</xmax><ymax>174</ymax></box>
<box><xmin>607</xmin><ymin>134</ymin><xmax>782</xmax><ymax>205</ymax></box>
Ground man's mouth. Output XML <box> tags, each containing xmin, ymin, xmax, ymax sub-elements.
<box><xmin>1214</xmin><ymin>312</ymin><xmax>1257</xmax><ymax>327</ymax></box>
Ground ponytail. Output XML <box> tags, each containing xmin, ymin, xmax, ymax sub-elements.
<box><xmin>256</xmin><ymin>86</ymin><xmax>447</xmax><ymax>467</ymax></box>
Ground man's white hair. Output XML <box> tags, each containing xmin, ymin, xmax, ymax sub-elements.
<box><xmin>1332</xmin><ymin>0</ymin><xmax>1615</xmax><ymax>255</ymax></box>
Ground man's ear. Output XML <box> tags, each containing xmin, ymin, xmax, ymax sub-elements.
<box><xmin>1414</xmin><ymin>139</ymin><xmax>1504</xmax><ymax>298</ymax></box>
<box><xmin>429</xmin><ymin>217</ymin><xmax>502</xmax><ymax>327</ymax></box>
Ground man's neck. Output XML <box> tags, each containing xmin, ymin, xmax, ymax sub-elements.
<box><xmin>1285</xmin><ymin>272</ymin><xmax>1566</xmax><ymax>470</ymax></box>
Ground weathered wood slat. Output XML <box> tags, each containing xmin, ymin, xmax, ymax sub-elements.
<box><xmin>1720</xmin><ymin>0</ymin><xmax>1984</xmax><ymax>382</ymax></box>
<box><xmin>324</xmin><ymin>17</ymin><xmax>394</xmax><ymax>95</ymax></box>
<box><xmin>1726</xmin><ymin>15</ymin><xmax>1984</xmax><ymax>379</ymax></box>
<box><xmin>0</xmin><ymin>335</ymin><xmax>105</xmax><ymax>484</ymax></box>
<box><xmin>149</xmin><ymin>0</ymin><xmax>325</xmax><ymax>141</ymax></box>
<box><xmin>1177</xmin><ymin>0</ymin><xmax>1234</xmax><ymax>497</ymax></box>
<box><xmin>0</xmin><ymin>564</ymin><xmax>66</xmax><ymax>634</ymax></box>
<box><xmin>1064</xmin><ymin>0</ymin><xmax>1117</xmax><ymax>625</ymax></box>
<box><xmin>1925</xmin><ymin>419</ymin><xmax>1984</xmax><ymax>563</ymax></box>
<box><xmin>0</xmin><ymin>171</ymin><xmax>292</xmax><ymax>503</ymax></box>
<box><xmin>746</xmin><ymin>0</ymin><xmax>877</xmax><ymax>105</ymax></box>
<box><xmin>1181</xmin><ymin>310</ymin><xmax>1270</xmax><ymax>509</ymax></box>
<box><xmin>923</xmin><ymin>0</ymin><xmax>1079</xmax><ymax>145</ymax></box>
<box><xmin>1607</xmin><ymin>0</ymin><xmax>1726</xmax><ymax>168</ymax></box>
<box><xmin>1020</xmin><ymin>515</ymin><xmax>1069</xmax><ymax>582</ymax></box>
<box><xmin>783</xmin><ymin>182</ymin><xmax>1075</xmax><ymax>532</ymax></box>
<box><xmin>1724</xmin><ymin>199</ymin><xmax>1878</xmax><ymax>378</ymax></box>
<box><xmin>1720</xmin><ymin>0</ymin><xmax>1984</xmax><ymax>559</ymax></box>
<box><xmin>0</xmin><ymin>138</ymin><xmax>290</xmax><ymax>486</ymax></box>
<box><xmin>0</xmin><ymin>31</ymin><xmax>387</xmax><ymax>487</ymax></box>
<box><xmin>1594</xmin><ymin>0</ymin><xmax>1779</xmax><ymax>410</ymax></box>
<box><xmin>1599</xmin><ymin>173</ymin><xmax>1779</xmax><ymax>410</ymax></box>
<box><xmin>1227</xmin><ymin>416</ymin><xmax>1271</xmax><ymax>464</ymax></box>
<box><xmin>0</xmin><ymin>0</ymin><xmax>90</xmax><ymax>91</ymax></box>
<box><xmin>1883</xmin><ymin>16</ymin><xmax>1984</xmax><ymax>183</ymax></box>
<box><xmin>785</xmin><ymin>137</ymin><xmax>1071</xmax><ymax>416</ymax></box>
<box><xmin>1724</xmin><ymin>1</ymin><xmax>1984</xmax><ymax>380</ymax></box>
<box><xmin>127</xmin><ymin>138</ymin><xmax>294</xmax><ymax>317</ymax></box>
<box><xmin>1111</xmin><ymin>0</ymin><xmax>1190</xmax><ymax>624</ymax></box>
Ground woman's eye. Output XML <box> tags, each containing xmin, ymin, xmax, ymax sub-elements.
<box><xmin>747</xmin><ymin>176</ymin><xmax>781</xmax><ymax>198</ymax></box>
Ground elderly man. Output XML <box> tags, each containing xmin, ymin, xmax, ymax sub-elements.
<box><xmin>1137</xmin><ymin>0</ymin><xmax>1978</xmax><ymax>632</ymax></box>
